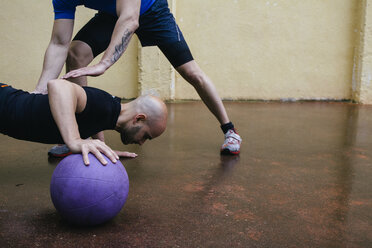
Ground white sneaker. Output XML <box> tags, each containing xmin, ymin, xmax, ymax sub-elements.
<box><xmin>48</xmin><ymin>144</ymin><xmax>72</xmax><ymax>158</ymax></box>
<box><xmin>220</xmin><ymin>129</ymin><xmax>242</xmax><ymax>155</ymax></box>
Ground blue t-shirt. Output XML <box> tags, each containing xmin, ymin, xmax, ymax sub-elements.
<box><xmin>53</xmin><ymin>0</ymin><xmax>156</xmax><ymax>19</ymax></box>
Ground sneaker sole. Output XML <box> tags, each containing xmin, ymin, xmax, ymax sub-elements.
<box><xmin>47</xmin><ymin>151</ymin><xmax>73</xmax><ymax>158</ymax></box>
<box><xmin>220</xmin><ymin>148</ymin><xmax>240</xmax><ymax>155</ymax></box>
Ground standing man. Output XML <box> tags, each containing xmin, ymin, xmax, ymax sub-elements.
<box><xmin>34</xmin><ymin>0</ymin><xmax>242</xmax><ymax>156</ymax></box>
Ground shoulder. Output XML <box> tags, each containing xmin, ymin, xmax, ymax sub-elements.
<box><xmin>83</xmin><ymin>86</ymin><xmax>113</xmax><ymax>98</ymax></box>
<box><xmin>78</xmin><ymin>87</ymin><xmax>121</xmax><ymax>119</ymax></box>
<box><xmin>82</xmin><ymin>87</ymin><xmax>120</xmax><ymax>107</ymax></box>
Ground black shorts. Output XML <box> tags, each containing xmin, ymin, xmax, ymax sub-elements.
<box><xmin>73</xmin><ymin>0</ymin><xmax>194</xmax><ymax>68</ymax></box>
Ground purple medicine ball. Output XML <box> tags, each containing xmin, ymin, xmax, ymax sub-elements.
<box><xmin>50</xmin><ymin>154</ymin><xmax>129</xmax><ymax>226</ymax></box>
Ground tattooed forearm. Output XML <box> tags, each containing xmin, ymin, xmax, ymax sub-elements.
<box><xmin>111</xmin><ymin>29</ymin><xmax>133</xmax><ymax>63</ymax></box>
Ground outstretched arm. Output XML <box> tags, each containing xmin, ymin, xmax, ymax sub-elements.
<box><xmin>34</xmin><ymin>19</ymin><xmax>74</xmax><ymax>94</ymax></box>
<box><xmin>62</xmin><ymin>0</ymin><xmax>140</xmax><ymax>79</ymax></box>
<box><xmin>47</xmin><ymin>79</ymin><xmax>119</xmax><ymax>165</ymax></box>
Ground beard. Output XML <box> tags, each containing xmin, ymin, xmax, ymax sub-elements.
<box><xmin>121</xmin><ymin>126</ymin><xmax>142</xmax><ymax>145</ymax></box>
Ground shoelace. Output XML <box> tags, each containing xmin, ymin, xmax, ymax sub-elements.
<box><xmin>225</xmin><ymin>130</ymin><xmax>242</xmax><ymax>142</ymax></box>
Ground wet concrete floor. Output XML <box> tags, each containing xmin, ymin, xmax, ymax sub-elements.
<box><xmin>0</xmin><ymin>101</ymin><xmax>372</xmax><ymax>247</ymax></box>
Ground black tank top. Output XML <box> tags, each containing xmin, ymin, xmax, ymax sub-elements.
<box><xmin>0</xmin><ymin>83</ymin><xmax>121</xmax><ymax>144</ymax></box>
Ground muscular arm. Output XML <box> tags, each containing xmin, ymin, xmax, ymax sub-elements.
<box><xmin>102</xmin><ymin>0</ymin><xmax>140</xmax><ymax>67</ymax></box>
<box><xmin>47</xmin><ymin>79</ymin><xmax>119</xmax><ymax>165</ymax></box>
<box><xmin>34</xmin><ymin>19</ymin><xmax>74</xmax><ymax>94</ymax></box>
<box><xmin>62</xmin><ymin>0</ymin><xmax>140</xmax><ymax>79</ymax></box>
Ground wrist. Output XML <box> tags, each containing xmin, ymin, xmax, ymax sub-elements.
<box><xmin>65</xmin><ymin>137</ymin><xmax>82</xmax><ymax>148</ymax></box>
<box><xmin>99</xmin><ymin>59</ymin><xmax>112</xmax><ymax>70</ymax></box>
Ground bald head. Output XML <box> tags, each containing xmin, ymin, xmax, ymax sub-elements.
<box><xmin>118</xmin><ymin>95</ymin><xmax>168</xmax><ymax>145</ymax></box>
<box><xmin>133</xmin><ymin>95</ymin><xmax>168</xmax><ymax>127</ymax></box>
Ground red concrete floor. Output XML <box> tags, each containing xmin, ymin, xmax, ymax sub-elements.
<box><xmin>0</xmin><ymin>101</ymin><xmax>372</xmax><ymax>247</ymax></box>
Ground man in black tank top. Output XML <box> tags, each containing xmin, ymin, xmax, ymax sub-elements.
<box><xmin>0</xmin><ymin>79</ymin><xmax>167</xmax><ymax>165</ymax></box>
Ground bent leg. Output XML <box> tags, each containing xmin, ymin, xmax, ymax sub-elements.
<box><xmin>66</xmin><ymin>41</ymin><xmax>94</xmax><ymax>86</ymax></box>
<box><xmin>66</xmin><ymin>12</ymin><xmax>117</xmax><ymax>86</ymax></box>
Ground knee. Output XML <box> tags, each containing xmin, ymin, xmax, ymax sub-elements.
<box><xmin>66</xmin><ymin>42</ymin><xmax>93</xmax><ymax>69</ymax></box>
<box><xmin>182</xmin><ymin>68</ymin><xmax>206</xmax><ymax>87</ymax></box>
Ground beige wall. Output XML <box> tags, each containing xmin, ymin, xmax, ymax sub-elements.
<box><xmin>1</xmin><ymin>1</ymin><xmax>371</xmax><ymax>102</ymax></box>
<box><xmin>0</xmin><ymin>0</ymin><xmax>138</xmax><ymax>99</ymax></box>
<box><xmin>173</xmin><ymin>0</ymin><xmax>357</xmax><ymax>100</ymax></box>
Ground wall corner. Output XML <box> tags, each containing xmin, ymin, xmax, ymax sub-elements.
<box><xmin>352</xmin><ymin>0</ymin><xmax>372</xmax><ymax>104</ymax></box>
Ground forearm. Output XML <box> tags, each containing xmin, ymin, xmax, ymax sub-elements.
<box><xmin>48</xmin><ymin>80</ymin><xmax>81</xmax><ymax>146</ymax></box>
<box><xmin>59</xmin><ymin>1</ymin><xmax>139</xmax><ymax>80</ymax></box>
<box><xmin>36</xmin><ymin>43</ymin><xmax>70</xmax><ymax>93</ymax></box>
<box><xmin>99</xmin><ymin>17</ymin><xmax>138</xmax><ymax>69</ymax></box>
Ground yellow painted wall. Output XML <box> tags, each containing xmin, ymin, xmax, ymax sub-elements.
<box><xmin>0</xmin><ymin>1</ymin><xmax>369</xmax><ymax>102</ymax></box>
<box><xmin>0</xmin><ymin>0</ymin><xmax>138</xmax><ymax>99</ymax></box>
<box><xmin>174</xmin><ymin>0</ymin><xmax>358</xmax><ymax>100</ymax></box>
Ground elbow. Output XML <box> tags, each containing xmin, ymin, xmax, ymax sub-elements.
<box><xmin>126</xmin><ymin>18</ymin><xmax>139</xmax><ymax>32</ymax></box>
<box><xmin>130</xmin><ymin>19</ymin><xmax>139</xmax><ymax>32</ymax></box>
<box><xmin>52</xmin><ymin>40</ymin><xmax>70</xmax><ymax>47</ymax></box>
<box><xmin>50</xmin><ymin>35</ymin><xmax>71</xmax><ymax>47</ymax></box>
<box><xmin>119</xmin><ymin>15</ymin><xmax>139</xmax><ymax>32</ymax></box>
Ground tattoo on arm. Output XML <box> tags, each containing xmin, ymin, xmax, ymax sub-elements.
<box><xmin>111</xmin><ymin>29</ymin><xmax>133</xmax><ymax>63</ymax></box>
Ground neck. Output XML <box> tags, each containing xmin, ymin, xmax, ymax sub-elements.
<box><xmin>115</xmin><ymin>102</ymin><xmax>132</xmax><ymax>131</ymax></box>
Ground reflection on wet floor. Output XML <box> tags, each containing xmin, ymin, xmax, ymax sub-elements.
<box><xmin>0</xmin><ymin>101</ymin><xmax>371</xmax><ymax>247</ymax></box>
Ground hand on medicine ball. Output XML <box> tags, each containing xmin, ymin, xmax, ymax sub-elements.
<box><xmin>68</xmin><ymin>139</ymin><xmax>119</xmax><ymax>166</ymax></box>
